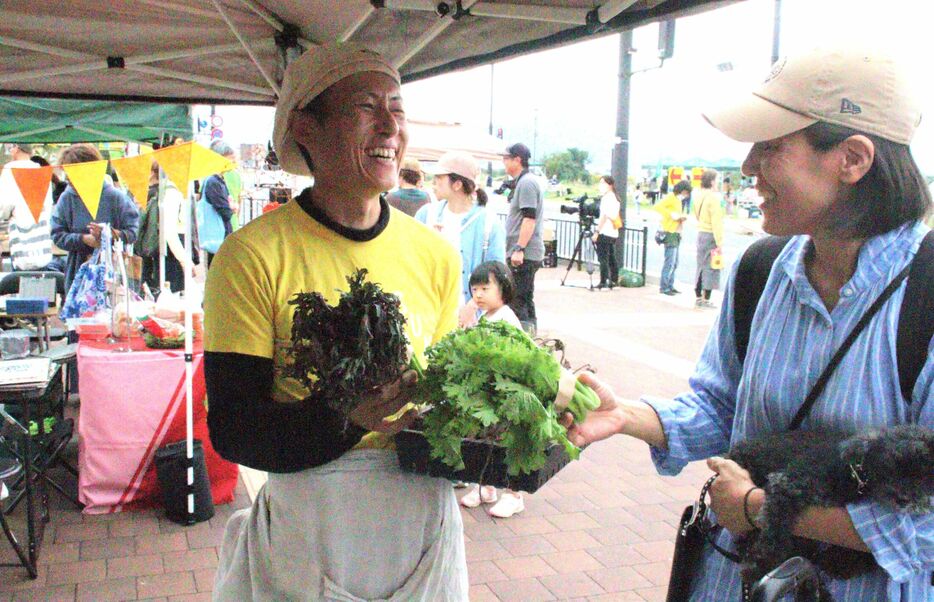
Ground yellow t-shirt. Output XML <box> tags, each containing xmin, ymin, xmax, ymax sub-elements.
<box><xmin>653</xmin><ymin>193</ymin><xmax>684</xmax><ymax>233</ymax></box>
<box><xmin>204</xmin><ymin>199</ymin><xmax>461</xmax><ymax>450</ymax></box>
<box><xmin>692</xmin><ymin>189</ymin><xmax>724</xmax><ymax>247</ymax></box>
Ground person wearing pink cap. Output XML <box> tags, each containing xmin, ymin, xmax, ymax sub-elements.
<box><xmin>563</xmin><ymin>47</ymin><xmax>932</xmax><ymax>600</ymax></box>
<box><xmin>204</xmin><ymin>43</ymin><xmax>468</xmax><ymax>601</ymax></box>
<box><xmin>417</xmin><ymin>150</ymin><xmax>506</xmax><ymax>315</ymax></box>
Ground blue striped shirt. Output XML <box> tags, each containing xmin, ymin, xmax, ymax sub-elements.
<box><xmin>645</xmin><ymin>221</ymin><xmax>933</xmax><ymax>601</ymax></box>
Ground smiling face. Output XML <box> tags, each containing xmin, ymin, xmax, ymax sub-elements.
<box><xmin>741</xmin><ymin>130</ymin><xmax>846</xmax><ymax>237</ymax></box>
<box><xmin>292</xmin><ymin>71</ymin><xmax>407</xmax><ymax>199</ymax></box>
<box><xmin>470</xmin><ymin>275</ymin><xmax>504</xmax><ymax>312</ymax></box>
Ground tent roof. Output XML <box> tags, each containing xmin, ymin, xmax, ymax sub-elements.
<box><xmin>0</xmin><ymin>1</ymin><xmax>735</xmax><ymax>106</ymax></box>
<box><xmin>0</xmin><ymin>97</ymin><xmax>192</xmax><ymax>144</ymax></box>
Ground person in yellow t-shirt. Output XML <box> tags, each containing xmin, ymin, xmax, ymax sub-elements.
<box><xmin>205</xmin><ymin>43</ymin><xmax>468</xmax><ymax>601</ymax></box>
<box><xmin>691</xmin><ymin>169</ymin><xmax>725</xmax><ymax>307</ymax></box>
<box><xmin>653</xmin><ymin>180</ymin><xmax>692</xmax><ymax>295</ymax></box>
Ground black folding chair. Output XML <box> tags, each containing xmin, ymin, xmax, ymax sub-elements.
<box><xmin>0</xmin><ymin>457</ymin><xmax>36</xmax><ymax>578</ymax></box>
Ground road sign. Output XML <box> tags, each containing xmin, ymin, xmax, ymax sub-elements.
<box><xmin>211</xmin><ymin>128</ymin><xmax>223</xmax><ymax>140</ymax></box>
<box><xmin>691</xmin><ymin>167</ymin><xmax>704</xmax><ymax>188</ymax></box>
<box><xmin>210</xmin><ymin>115</ymin><xmax>224</xmax><ymax>128</ymax></box>
<box><xmin>667</xmin><ymin>166</ymin><xmax>684</xmax><ymax>187</ymax></box>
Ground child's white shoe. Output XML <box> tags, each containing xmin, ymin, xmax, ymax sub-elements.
<box><xmin>488</xmin><ymin>492</ymin><xmax>524</xmax><ymax>518</ymax></box>
<box><xmin>459</xmin><ymin>485</ymin><xmax>498</xmax><ymax>508</ymax></box>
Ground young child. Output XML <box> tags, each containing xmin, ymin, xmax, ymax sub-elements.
<box><xmin>458</xmin><ymin>261</ymin><xmax>525</xmax><ymax>518</ymax></box>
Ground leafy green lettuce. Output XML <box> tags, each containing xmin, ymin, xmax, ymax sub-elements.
<box><xmin>414</xmin><ymin>319</ymin><xmax>599</xmax><ymax>476</ymax></box>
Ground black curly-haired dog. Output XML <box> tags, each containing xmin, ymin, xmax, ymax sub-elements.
<box><xmin>727</xmin><ymin>424</ymin><xmax>934</xmax><ymax>599</ymax></box>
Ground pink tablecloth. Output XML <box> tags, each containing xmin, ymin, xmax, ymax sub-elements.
<box><xmin>76</xmin><ymin>338</ymin><xmax>239</xmax><ymax>514</ymax></box>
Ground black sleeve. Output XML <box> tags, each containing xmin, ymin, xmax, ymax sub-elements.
<box><xmin>519</xmin><ymin>207</ymin><xmax>537</xmax><ymax>219</ymax></box>
<box><xmin>205</xmin><ymin>351</ymin><xmax>368</xmax><ymax>472</ymax></box>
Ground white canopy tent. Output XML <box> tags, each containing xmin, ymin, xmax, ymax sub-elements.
<box><xmin>1</xmin><ymin>0</ymin><xmax>738</xmax><ymax>522</ymax></box>
<box><xmin>1</xmin><ymin>1</ymin><xmax>735</xmax><ymax>105</ymax></box>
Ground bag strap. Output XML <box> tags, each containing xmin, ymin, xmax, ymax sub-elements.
<box><xmin>896</xmin><ymin>230</ymin><xmax>934</xmax><ymax>402</ymax></box>
<box><xmin>735</xmin><ymin>231</ymin><xmax>933</xmax><ymax>404</ymax></box>
<box><xmin>733</xmin><ymin>236</ymin><xmax>792</xmax><ymax>363</ymax></box>
<box><xmin>788</xmin><ymin>261</ymin><xmax>912</xmax><ymax>430</ymax></box>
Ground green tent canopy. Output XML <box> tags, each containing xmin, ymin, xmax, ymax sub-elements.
<box><xmin>0</xmin><ymin>96</ymin><xmax>191</xmax><ymax>145</ymax></box>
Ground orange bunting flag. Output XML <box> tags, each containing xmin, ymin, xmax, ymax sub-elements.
<box><xmin>154</xmin><ymin>141</ymin><xmax>235</xmax><ymax>193</ymax></box>
<box><xmin>111</xmin><ymin>153</ymin><xmax>153</xmax><ymax>210</ymax></box>
<box><xmin>10</xmin><ymin>166</ymin><xmax>53</xmax><ymax>225</ymax></box>
<box><xmin>62</xmin><ymin>159</ymin><xmax>109</xmax><ymax>219</ymax></box>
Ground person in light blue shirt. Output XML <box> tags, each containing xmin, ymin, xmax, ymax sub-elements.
<box><xmin>564</xmin><ymin>47</ymin><xmax>932</xmax><ymax>601</ymax></box>
<box><xmin>415</xmin><ymin>151</ymin><xmax>506</xmax><ymax>320</ymax></box>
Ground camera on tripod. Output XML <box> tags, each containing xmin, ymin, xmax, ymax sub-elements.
<box><xmin>560</xmin><ymin>194</ymin><xmax>599</xmax><ymax>229</ymax></box>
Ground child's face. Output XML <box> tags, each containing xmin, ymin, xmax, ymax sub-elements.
<box><xmin>470</xmin><ymin>275</ymin><xmax>504</xmax><ymax>312</ymax></box>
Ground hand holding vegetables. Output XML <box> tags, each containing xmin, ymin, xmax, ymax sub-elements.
<box><xmin>559</xmin><ymin>372</ymin><xmax>627</xmax><ymax>448</ymax></box>
<box><xmin>347</xmin><ymin>369</ymin><xmax>420</xmax><ymax>434</ymax></box>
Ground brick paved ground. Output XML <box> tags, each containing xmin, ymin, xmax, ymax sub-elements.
<box><xmin>1</xmin><ymin>267</ymin><xmax>718</xmax><ymax>600</ymax></box>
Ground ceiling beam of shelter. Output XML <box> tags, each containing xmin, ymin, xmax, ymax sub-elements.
<box><xmin>234</xmin><ymin>0</ymin><xmax>318</xmax><ymax>48</ymax></box>
<box><xmin>470</xmin><ymin>3</ymin><xmax>589</xmax><ymax>25</ymax></box>
<box><xmin>210</xmin><ymin>0</ymin><xmax>280</xmax><ymax>95</ymax></box>
<box><xmin>393</xmin><ymin>0</ymin><xmax>480</xmax><ymax>69</ymax></box>
<box><xmin>598</xmin><ymin>0</ymin><xmax>641</xmax><ymax>23</ymax></box>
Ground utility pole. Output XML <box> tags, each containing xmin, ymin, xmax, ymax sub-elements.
<box><xmin>487</xmin><ymin>63</ymin><xmax>495</xmax><ymax>186</ymax></box>
<box><xmin>611</xmin><ymin>30</ymin><xmax>633</xmax><ymax>267</ymax></box>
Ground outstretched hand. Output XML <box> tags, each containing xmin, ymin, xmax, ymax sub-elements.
<box><xmin>348</xmin><ymin>369</ymin><xmax>419</xmax><ymax>435</ymax></box>
<box><xmin>559</xmin><ymin>372</ymin><xmax>625</xmax><ymax>447</ymax></box>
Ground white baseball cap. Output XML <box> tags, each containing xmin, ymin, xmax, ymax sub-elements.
<box><xmin>703</xmin><ymin>47</ymin><xmax>921</xmax><ymax>145</ymax></box>
<box><xmin>272</xmin><ymin>42</ymin><xmax>400</xmax><ymax>175</ymax></box>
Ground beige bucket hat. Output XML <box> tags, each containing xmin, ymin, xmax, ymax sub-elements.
<box><xmin>703</xmin><ymin>47</ymin><xmax>921</xmax><ymax>145</ymax></box>
<box><xmin>272</xmin><ymin>42</ymin><xmax>400</xmax><ymax>175</ymax></box>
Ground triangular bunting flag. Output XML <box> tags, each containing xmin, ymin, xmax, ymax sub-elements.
<box><xmin>111</xmin><ymin>153</ymin><xmax>154</xmax><ymax>210</ymax></box>
<box><xmin>10</xmin><ymin>166</ymin><xmax>53</xmax><ymax>225</ymax></box>
<box><xmin>62</xmin><ymin>160</ymin><xmax>109</xmax><ymax>219</ymax></box>
<box><xmin>154</xmin><ymin>141</ymin><xmax>235</xmax><ymax>193</ymax></box>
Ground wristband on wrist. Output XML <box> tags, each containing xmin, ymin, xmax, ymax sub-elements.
<box><xmin>512</xmin><ymin>245</ymin><xmax>525</xmax><ymax>253</ymax></box>
<box><xmin>743</xmin><ymin>486</ymin><xmax>762</xmax><ymax>531</ymax></box>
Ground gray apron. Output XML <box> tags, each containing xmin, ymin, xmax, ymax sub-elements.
<box><xmin>213</xmin><ymin>449</ymin><xmax>468</xmax><ymax>601</ymax></box>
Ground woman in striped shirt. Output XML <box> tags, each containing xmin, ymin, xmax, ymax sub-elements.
<box><xmin>564</xmin><ymin>47</ymin><xmax>932</xmax><ymax>601</ymax></box>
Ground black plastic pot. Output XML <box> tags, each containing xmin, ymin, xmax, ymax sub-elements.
<box><xmin>154</xmin><ymin>439</ymin><xmax>215</xmax><ymax>525</ymax></box>
<box><xmin>395</xmin><ymin>428</ymin><xmax>571</xmax><ymax>493</ymax></box>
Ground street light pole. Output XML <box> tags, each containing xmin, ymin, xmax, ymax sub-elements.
<box><xmin>772</xmin><ymin>0</ymin><xmax>782</xmax><ymax>64</ymax></box>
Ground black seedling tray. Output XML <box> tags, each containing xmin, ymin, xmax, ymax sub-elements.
<box><xmin>394</xmin><ymin>427</ymin><xmax>572</xmax><ymax>494</ymax></box>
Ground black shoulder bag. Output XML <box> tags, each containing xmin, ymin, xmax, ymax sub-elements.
<box><xmin>665</xmin><ymin>258</ymin><xmax>914</xmax><ymax>602</ymax></box>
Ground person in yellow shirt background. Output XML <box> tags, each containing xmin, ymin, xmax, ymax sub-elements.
<box><xmin>654</xmin><ymin>179</ymin><xmax>693</xmax><ymax>295</ymax></box>
<box><xmin>652</xmin><ymin>180</ymin><xmax>691</xmax><ymax>295</ymax></box>
<box><xmin>691</xmin><ymin>169</ymin><xmax>724</xmax><ymax>307</ymax></box>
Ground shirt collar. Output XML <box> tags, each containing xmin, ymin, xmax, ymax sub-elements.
<box><xmin>295</xmin><ymin>187</ymin><xmax>389</xmax><ymax>242</ymax></box>
<box><xmin>779</xmin><ymin>222</ymin><xmax>925</xmax><ymax>303</ymax></box>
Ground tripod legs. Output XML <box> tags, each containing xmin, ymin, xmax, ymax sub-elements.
<box><xmin>561</xmin><ymin>228</ymin><xmax>597</xmax><ymax>288</ymax></box>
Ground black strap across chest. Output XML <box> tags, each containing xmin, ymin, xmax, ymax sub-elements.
<box><xmin>734</xmin><ymin>230</ymin><xmax>934</xmax><ymax>405</ymax></box>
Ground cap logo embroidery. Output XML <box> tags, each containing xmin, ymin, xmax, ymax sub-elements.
<box><xmin>840</xmin><ymin>98</ymin><xmax>862</xmax><ymax>115</ymax></box>
<box><xmin>763</xmin><ymin>58</ymin><xmax>786</xmax><ymax>84</ymax></box>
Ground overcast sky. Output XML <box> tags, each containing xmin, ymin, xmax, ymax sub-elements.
<box><xmin>207</xmin><ymin>0</ymin><xmax>934</xmax><ymax>177</ymax></box>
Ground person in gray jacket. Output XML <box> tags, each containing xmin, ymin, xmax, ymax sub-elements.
<box><xmin>502</xmin><ymin>143</ymin><xmax>545</xmax><ymax>334</ymax></box>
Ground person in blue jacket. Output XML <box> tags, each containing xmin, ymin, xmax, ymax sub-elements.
<box><xmin>51</xmin><ymin>144</ymin><xmax>140</xmax><ymax>292</ymax></box>
<box><xmin>201</xmin><ymin>140</ymin><xmax>237</xmax><ymax>268</ymax></box>
<box><xmin>415</xmin><ymin>151</ymin><xmax>506</xmax><ymax>326</ymax></box>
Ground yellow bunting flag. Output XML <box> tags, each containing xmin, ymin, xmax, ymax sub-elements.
<box><xmin>111</xmin><ymin>153</ymin><xmax>154</xmax><ymax>210</ymax></box>
<box><xmin>10</xmin><ymin>166</ymin><xmax>53</xmax><ymax>224</ymax></box>
<box><xmin>154</xmin><ymin>141</ymin><xmax>235</xmax><ymax>193</ymax></box>
<box><xmin>62</xmin><ymin>160</ymin><xmax>109</xmax><ymax>219</ymax></box>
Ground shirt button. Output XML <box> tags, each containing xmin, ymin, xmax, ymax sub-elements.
<box><xmin>842</xmin><ymin>287</ymin><xmax>853</xmax><ymax>297</ymax></box>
